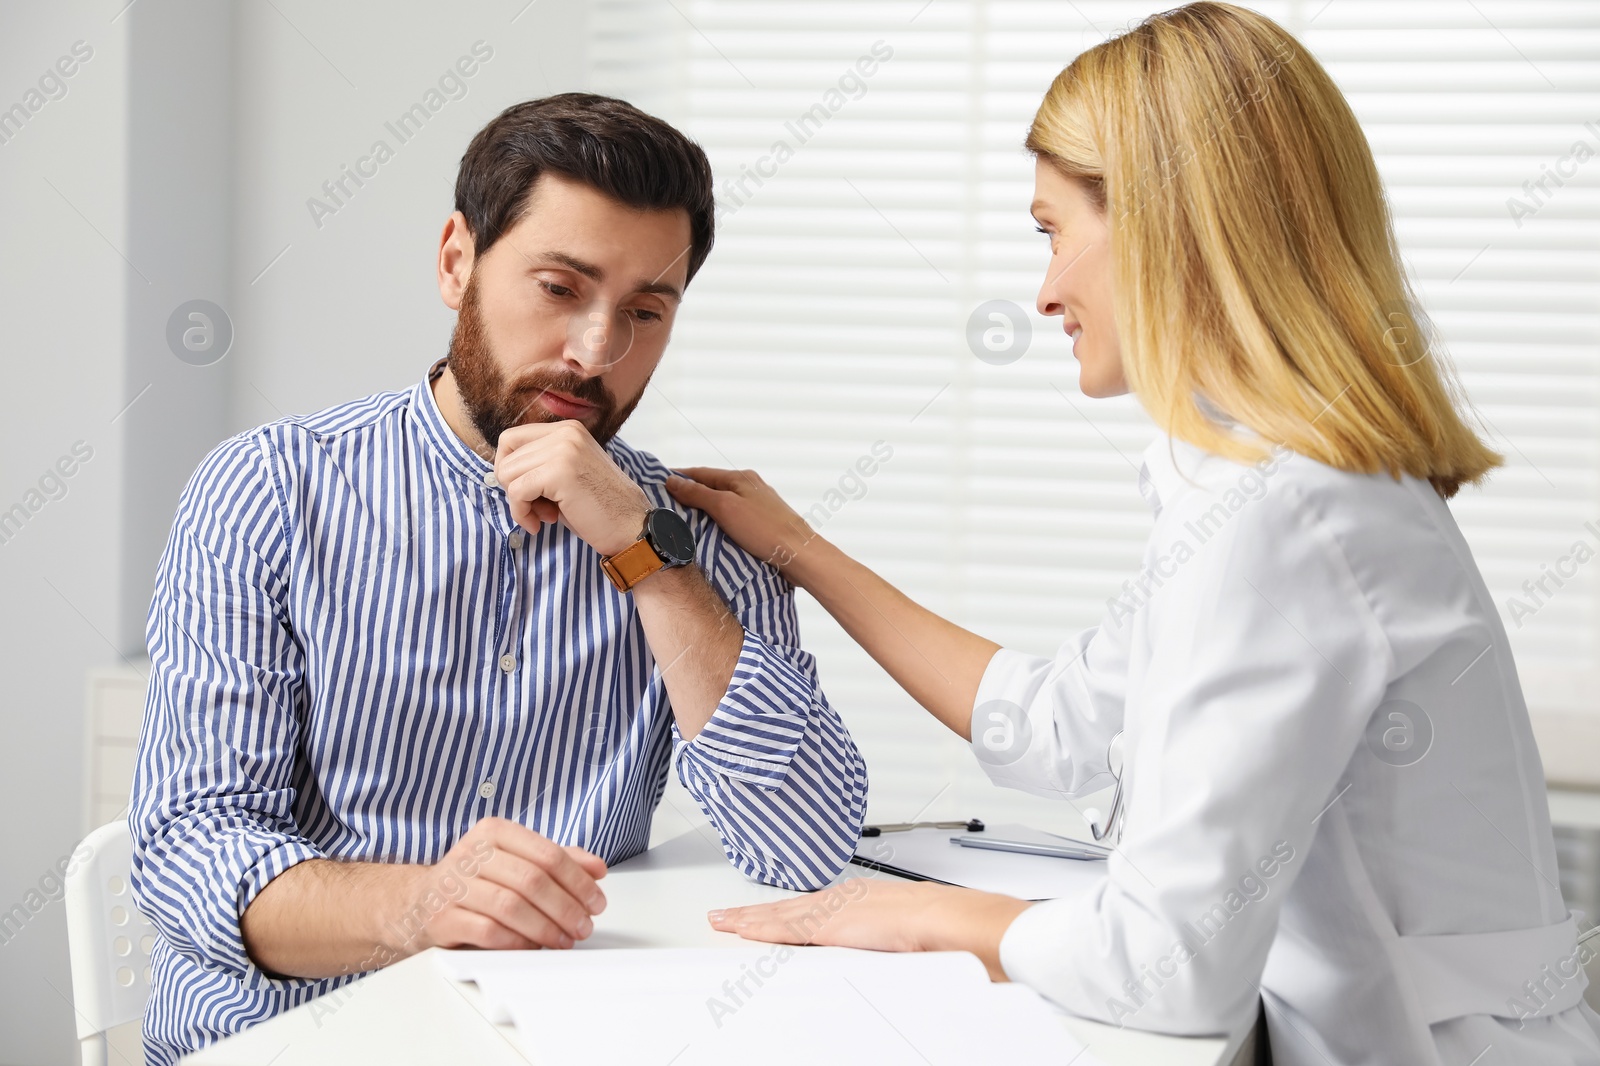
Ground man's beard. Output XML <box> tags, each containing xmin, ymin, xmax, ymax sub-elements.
<box><xmin>447</xmin><ymin>274</ymin><xmax>645</xmax><ymax>450</ymax></box>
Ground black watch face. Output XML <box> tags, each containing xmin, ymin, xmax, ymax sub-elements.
<box><xmin>645</xmin><ymin>508</ymin><xmax>697</xmax><ymax>567</ymax></box>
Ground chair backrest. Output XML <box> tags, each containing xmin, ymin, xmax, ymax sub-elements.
<box><xmin>65</xmin><ymin>820</ymin><xmax>159</xmax><ymax>1053</ymax></box>
<box><xmin>1581</xmin><ymin>922</ymin><xmax>1600</xmax><ymax>1014</ymax></box>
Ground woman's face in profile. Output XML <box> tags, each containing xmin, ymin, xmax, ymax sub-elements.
<box><xmin>1031</xmin><ymin>158</ymin><xmax>1126</xmax><ymax>398</ymax></box>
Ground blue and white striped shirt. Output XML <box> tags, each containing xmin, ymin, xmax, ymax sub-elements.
<box><xmin>129</xmin><ymin>362</ymin><xmax>868</xmax><ymax>1063</ymax></box>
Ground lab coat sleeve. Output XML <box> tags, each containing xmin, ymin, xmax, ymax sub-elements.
<box><xmin>993</xmin><ymin>482</ymin><xmax>1394</xmax><ymax>1035</ymax></box>
<box><xmin>969</xmin><ymin>604</ymin><xmax>1133</xmax><ymax>797</ymax></box>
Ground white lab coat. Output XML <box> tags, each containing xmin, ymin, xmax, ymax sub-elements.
<box><xmin>974</xmin><ymin>430</ymin><xmax>1600</xmax><ymax>1065</ymax></box>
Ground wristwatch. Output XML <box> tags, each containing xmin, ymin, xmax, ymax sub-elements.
<box><xmin>600</xmin><ymin>508</ymin><xmax>697</xmax><ymax>592</ymax></box>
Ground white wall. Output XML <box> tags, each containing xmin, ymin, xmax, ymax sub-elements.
<box><xmin>0</xmin><ymin>3</ymin><xmax>588</xmax><ymax>1062</ymax></box>
<box><xmin>228</xmin><ymin>2</ymin><xmax>588</xmax><ymax>429</ymax></box>
<box><xmin>0</xmin><ymin>4</ymin><xmax>129</xmax><ymax>1062</ymax></box>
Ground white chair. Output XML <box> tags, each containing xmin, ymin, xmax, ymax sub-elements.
<box><xmin>1581</xmin><ymin>921</ymin><xmax>1600</xmax><ymax>1014</ymax></box>
<box><xmin>65</xmin><ymin>820</ymin><xmax>158</xmax><ymax>1066</ymax></box>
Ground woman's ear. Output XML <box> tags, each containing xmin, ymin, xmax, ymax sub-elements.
<box><xmin>436</xmin><ymin>211</ymin><xmax>476</xmax><ymax>311</ymax></box>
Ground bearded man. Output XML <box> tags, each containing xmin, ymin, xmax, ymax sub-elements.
<box><xmin>129</xmin><ymin>93</ymin><xmax>868</xmax><ymax>1065</ymax></box>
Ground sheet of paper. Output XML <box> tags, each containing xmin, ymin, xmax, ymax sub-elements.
<box><xmin>440</xmin><ymin>947</ymin><xmax>1104</xmax><ymax>1065</ymax></box>
<box><xmin>853</xmin><ymin>822</ymin><xmax>1110</xmax><ymax>900</ymax></box>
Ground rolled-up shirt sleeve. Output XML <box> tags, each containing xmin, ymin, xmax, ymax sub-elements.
<box><xmin>985</xmin><ymin>485</ymin><xmax>1392</xmax><ymax>1035</ymax></box>
<box><xmin>671</xmin><ymin>541</ymin><xmax>868</xmax><ymax>892</ymax></box>
<box><xmin>970</xmin><ymin>613</ymin><xmax>1132</xmax><ymax>798</ymax></box>
<box><xmin>130</xmin><ymin>433</ymin><xmax>322</xmax><ymax>986</ymax></box>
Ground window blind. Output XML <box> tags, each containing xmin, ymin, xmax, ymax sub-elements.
<box><xmin>589</xmin><ymin>0</ymin><xmax>1600</xmax><ymax>825</ymax></box>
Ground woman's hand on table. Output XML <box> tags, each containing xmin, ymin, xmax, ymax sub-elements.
<box><xmin>707</xmin><ymin>877</ymin><xmax>1034</xmax><ymax>981</ymax></box>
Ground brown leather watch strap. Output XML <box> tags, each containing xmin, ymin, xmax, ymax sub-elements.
<box><xmin>600</xmin><ymin>536</ymin><xmax>665</xmax><ymax>593</ymax></box>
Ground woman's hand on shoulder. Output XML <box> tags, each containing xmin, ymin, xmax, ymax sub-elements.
<box><xmin>665</xmin><ymin>466</ymin><xmax>825</xmax><ymax>584</ymax></box>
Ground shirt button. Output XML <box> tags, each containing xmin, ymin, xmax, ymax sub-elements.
<box><xmin>499</xmin><ymin>653</ymin><xmax>516</xmax><ymax>673</ymax></box>
<box><xmin>478</xmin><ymin>779</ymin><xmax>496</xmax><ymax>800</ymax></box>
<box><xmin>508</xmin><ymin>529</ymin><xmax>525</xmax><ymax>549</ymax></box>
<box><xmin>481</xmin><ymin>470</ymin><xmax>498</xmax><ymax>489</ymax></box>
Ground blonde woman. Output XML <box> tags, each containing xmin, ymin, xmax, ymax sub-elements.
<box><xmin>666</xmin><ymin>4</ymin><xmax>1600</xmax><ymax>1063</ymax></box>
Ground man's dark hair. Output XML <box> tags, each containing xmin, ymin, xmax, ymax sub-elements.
<box><xmin>455</xmin><ymin>92</ymin><xmax>715</xmax><ymax>283</ymax></box>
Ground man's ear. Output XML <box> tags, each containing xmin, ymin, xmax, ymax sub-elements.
<box><xmin>437</xmin><ymin>211</ymin><xmax>476</xmax><ymax>311</ymax></box>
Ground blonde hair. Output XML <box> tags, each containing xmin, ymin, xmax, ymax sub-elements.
<box><xmin>1026</xmin><ymin>2</ymin><xmax>1499</xmax><ymax>498</ymax></box>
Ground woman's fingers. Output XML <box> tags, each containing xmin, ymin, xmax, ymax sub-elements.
<box><xmin>707</xmin><ymin>900</ymin><xmax>816</xmax><ymax>944</ymax></box>
<box><xmin>665</xmin><ymin>470</ymin><xmax>746</xmax><ymax>524</ymax></box>
<box><xmin>670</xmin><ymin>466</ymin><xmax>753</xmax><ymax>493</ymax></box>
<box><xmin>708</xmin><ymin>883</ymin><xmax>873</xmax><ymax>946</ymax></box>
<box><xmin>663</xmin><ymin>475</ymin><xmax>716</xmax><ymax>510</ymax></box>
<box><xmin>707</xmin><ymin>880</ymin><xmax>953</xmax><ymax>955</ymax></box>
<box><xmin>666</xmin><ymin>465</ymin><xmax>821</xmax><ymax>579</ymax></box>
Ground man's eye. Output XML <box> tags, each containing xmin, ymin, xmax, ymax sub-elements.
<box><xmin>630</xmin><ymin>308</ymin><xmax>663</xmax><ymax>323</ymax></box>
<box><xmin>541</xmin><ymin>281</ymin><xmax>575</xmax><ymax>298</ymax></box>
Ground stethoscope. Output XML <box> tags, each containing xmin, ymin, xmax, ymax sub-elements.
<box><xmin>1084</xmin><ymin>730</ymin><xmax>1127</xmax><ymax>846</ymax></box>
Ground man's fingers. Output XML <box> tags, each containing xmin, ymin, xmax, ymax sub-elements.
<box><xmin>495</xmin><ymin>418</ymin><xmax>589</xmax><ymax>457</ymax></box>
<box><xmin>504</xmin><ymin>470</ymin><xmax>554</xmax><ymax>510</ymax></box>
<box><xmin>496</xmin><ymin>457</ymin><xmax>562</xmax><ymax>531</ymax></box>
<box><xmin>562</xmin><ymin>846</ymin><xmax>609</xmax><ymax>880</ymax></box>
<box><xmin>459</xmin><ymin>880</ymin><xmax>574</xmax><ymax>949</ymax></box>
<box><xmin>493</xmin><ymin>422</ymin><xmax>605</xmax><ymax>492</ymax></box>
<box><xmin>480</xmin><ymin>820</ymin><xmax>607</xmax><ymax>915</ymax></box>
<box><xmin>506</xmin><ymin>496</ymin><xmax>551</xmax><ymax>538</ymax></box>
<box><xmin>430</xmin><ymin>907</ymin><xmax>541</xmax><ymax>951</ymax></box>
<box><xmin>493</xmin><ymin>436</ymin><xmax>567</xmax><ymax>489</ymax></box>
<box><xmin>478</xmin><ymin>851</ymin><xmax>597</xmax><ymax>941</ymax></box>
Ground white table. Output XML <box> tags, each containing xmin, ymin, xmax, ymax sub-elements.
<box><xmin>185</xmin><ymin>827</ymin><xmax>1246</xmax><ymax>1065</ymax></box>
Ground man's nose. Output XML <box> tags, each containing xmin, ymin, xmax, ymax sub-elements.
<box><xmin>565</xmin><ymin>307</ymin><xmax>631</xmax><ymax>372</ymax></box>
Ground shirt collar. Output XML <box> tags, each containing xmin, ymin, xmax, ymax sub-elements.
<box><xmin>414</xmin><ymin>358</ymin><xmax>497</xmax><ymax>484</ymax></box>
<box><xmin>1136</xmin><ymin>393</ymin><xmax>1252</xmax><ymax>516</ymax></box>
<box><xmin>1137</xmin><ymin>436</ymin><xmax>1183</xmax><ymax>516</ymax></box>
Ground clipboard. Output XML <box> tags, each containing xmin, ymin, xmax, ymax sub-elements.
<box><xmin>849</xmin><ymin>822</ymin><xmax>1108</xmax><ymax>901</ymax></box>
